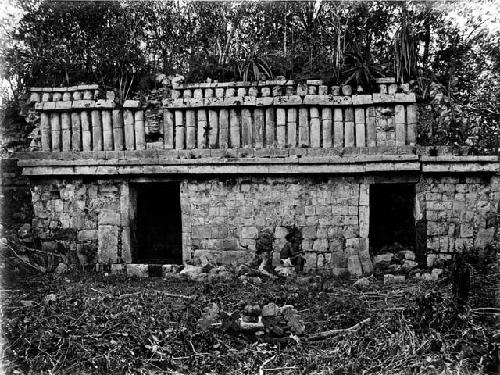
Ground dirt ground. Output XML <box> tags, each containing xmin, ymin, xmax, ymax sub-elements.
<box><xmin>1</xmin><ymin>269</ymin><xmax>498</xmax><ymax>375</ymax></box>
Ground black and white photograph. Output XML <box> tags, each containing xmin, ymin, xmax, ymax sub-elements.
<box><xmin>0</xmin><ymin>0</ymin><xmax>498</xmax><ymax>373</ymax></box>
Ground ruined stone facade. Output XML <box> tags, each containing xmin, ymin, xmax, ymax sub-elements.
<box><xmin>418</xmin><ymin>176</ymin><xmax>499</xmax><ymax>253</ymax></box>
<box><xmin>25</xmin><ymin>171</ymin><xmax>499</xmax><ymax>276</ymax></box>
<box><xmin>11</xmin><ymin>79</ymin><xmax>500</xmax><ymax>276</ymax></box>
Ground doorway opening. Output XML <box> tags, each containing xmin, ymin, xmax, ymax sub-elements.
<box><xmin>132</xmin><ymin>183</ymin><xmax>182</xmax><ymax>264</ymax></box>
<box><xmin>369</xmin><ymin>183</ymin><xmax>415</xmax><ymax>254</ymax></box>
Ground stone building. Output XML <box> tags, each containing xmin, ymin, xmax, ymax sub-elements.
<box><xmin>13</xmin><ymin>79</ymin><xmax>499</xmax><ymax>276</ymax></box>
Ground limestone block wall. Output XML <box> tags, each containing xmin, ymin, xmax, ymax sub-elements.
<box><xmin>1</xmin><ymin>159</ymin><xmax>33</xmax><ymax>229</ymax></box>
<box><xmin>30</xmin><ymin>179</ymin><xmax>131</xmax><ymax>266</ymax></box>
<box><xmin>26</xmin><ymin>172</ymin><xmax>499</xmax><ymax>274</ymax></box>
<box><xmin>417</xmin><ymin>175</ymin><xmax>499</xmax><ymax>260</ymax></box>
<box><xmin>181</xmin><ymin>177</ymin><xmax>371</xmax><ymax>275</ymax></box>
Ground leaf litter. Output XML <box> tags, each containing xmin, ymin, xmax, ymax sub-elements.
<box><xmin>1</xmin><ymin>269</ymin><xmax>498</xmax><ymax>374</ymax></box>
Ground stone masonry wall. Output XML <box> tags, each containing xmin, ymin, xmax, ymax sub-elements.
<box><xmin>417</xmin><ymin>175</ymin><xmax>499</xmax><ymax>266</ymax></box>
<box><xmin>1</xmin><ymin>105</ymin><xmax>35</xmax><ymax>231</ymax></box>
<box><xmin>1</xmin><ymin>159</ymin><xmax>33</xmax><ymax>229</ymax></box>
<box><xmin>26</xmin><ymin>173</ymin><xmax>499</xmax><ymax>275</ymax></box>
<box><xmin>181</xmin><ymin>177</ymin><xmax>371</xmax><ymax>275</ymax></box>
<box><xmin>30</xmin><ymin>178</ymin><xmax>131</xmax><ymax>267</ymax></box>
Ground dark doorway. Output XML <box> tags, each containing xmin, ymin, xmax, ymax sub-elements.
<box><xmin>133</xmin><ymin>183</ymin><xmax>182</xmax><ymax>264</ymax></box>
<box><xmin>369</xmin><ymin>183</ymin><xmax>415</xmax><ymax>254</ymax></box>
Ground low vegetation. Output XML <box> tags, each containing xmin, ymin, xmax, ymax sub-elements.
<box><xmin>2</xmin><ymin>249</ymin><xmax>498</xmax><ymax>374</ymax></box>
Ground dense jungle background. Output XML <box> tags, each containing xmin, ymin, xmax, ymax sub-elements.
<box><xmin>0</xmin><ymin>0</ymin><xmax>499</xmax><ymax>149</ymax></box>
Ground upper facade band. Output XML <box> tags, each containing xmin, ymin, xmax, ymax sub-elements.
<box><xmin>27</xmin><ymin>78</ymin><xmax>417</xmax><ymax>153</ymax></box>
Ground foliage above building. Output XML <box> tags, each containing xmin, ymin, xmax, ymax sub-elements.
<box><xmin>1</xmin><ymin>0</ymin><xmax>498</xmax><ymax>149</ymax></box>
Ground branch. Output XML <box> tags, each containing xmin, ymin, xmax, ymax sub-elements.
<box><xmin>156</xmin><ymin>291</ymin><xmax>196</xmax><ymax>300</ymax></box>
<box><xmin>258</xmin><ymin>355</ymin><xmax>276</xmax><ymax>375</ymax></box>
<box><xmin>307</xmin><ymin>318</ymin><xmax>371</xmax><ymax>341</ymax></box>
<box><xmin>5</xmin><ymin>243</ymin><xmax>46</xmax><ymax>273</ymax></box>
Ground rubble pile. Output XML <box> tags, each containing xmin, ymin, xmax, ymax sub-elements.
<box><xmin>199</xmin><ymin>301</ymin><xmax>305</xmax><ymax>338</ymax></box>
<box><xmin>372</xmin><ymin>248</ymin><xmax>445</xmax><ymax>283</ymax></box>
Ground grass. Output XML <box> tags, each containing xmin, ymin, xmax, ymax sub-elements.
<box><xmin>1</xmin><ymin>270</ymin><xmax>498</xmax><ymax>374</ymax></box>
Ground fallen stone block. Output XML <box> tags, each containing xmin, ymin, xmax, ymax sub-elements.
<box><xmin>431</xmin><ymin>268</ymin><xmax>443</xmax><ymax>280</ymax></box>
<box><xmin>162</xmin><ymin>264</ymin><xmax>182</xmax><ymax>275</ymax></box>
<box><xmin>55</xmin><ymin>263</ymin><xmax>68</xmax><ymax>274</ymax></box>
<box><xmin>179</xmin><ymin>264</ymin><xmax>209</xmax><ymax>281</ymax></box>
<box><xmin>126</xmin><ymin>264</ymin><xmax>149</xmax><ymax>277</ymax></box>
<box><xmin>111</xmin><ymin>263</ymin><xmax>125</xmax><ymax>274</ymax></box>
<box><xmin>239</xmin><ymin>275</ymin><xmax>262</xmax><ymax>285</ymax></box>
<box><xmin>422</xmin><ymin>273</ymin><xmax>433</xmax><ymax>281</ymax></box>
<box><xmin>427</xmin><ymin>253</ymin><xmax>437</xmax><ymax>268</ymax></box>
<box><xmin>373</xmin><ymin>253</ymin><xmax>393</xmax><ymax>265</ymax></box>
<box><xmin>262</xmin><ymin>303</ymin><xmax>279</xmax><ymax>317</ymax></box>
<box><xmin>402</xmin><ymin>260</ymin><xmax>419</xmax><ymax>271</ymax></box>
<box><xmin>275</xmin><ymin>265</ymin><xmax>295</xmax><ymax>277</ymax></box>
<box><xmin>384</xmin><ymin>274</ymin><xmax>406</xmax><ymax>284</ymax></box>
<box><xmin>399</xmin><ymin>250</ymin><xmax>416</xmax><ymax>261</ymax></box>
<box><xmin>354</xmin><ymin>277</ymin><xmax>371</xmax><ymax>287</ymax></box>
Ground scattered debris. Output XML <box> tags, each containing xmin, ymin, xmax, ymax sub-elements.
<box><xmin>2</xmin><ymin>267</ymin><xmax>498</xmax><ymax>374</ymax></box>
<box><xmin>199</xmin><ymin>301</ymin><xmax>306</xmax><ymax>337</ymax></box>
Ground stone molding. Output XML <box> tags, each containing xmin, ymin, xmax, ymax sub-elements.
<box><xmin>16</xmin><ymin>151</ymin><xmax>497</xmax><ymax>176</ymax></box>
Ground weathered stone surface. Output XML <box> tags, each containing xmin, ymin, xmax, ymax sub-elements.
<box><xmin>354</xmin><ymin>277</ymin><xmax>371</xmax><ymax>287</ymax></box>
<box><xmin>373</xmin><ymin>253</ymin><xmax>392</xmax><ymax>265</ymax></box>
<box><xmin>111</xmin><ymin>263</ymin><xmax>125</xmax><ymax>274</ymax></box>
<box><xmin>426</xmin><ymin>253</ymin><xmax>437</xmax><ymax>268</ymax></box>
<box><xmin>431</xmin><ymin>268</ymin><xmax>443</xmax><ymax>280</ymax></box>
<box><xmin>98</xmin><ymin>225</ymin><xmax>119</xmax><ymax>263</ymax></box>
<box><xmin>262</xmin><ymin>303</ymin><xmax>279</xmax><ymax>317</ymax></box>
<box><xmin>347</xmin><ymin>255</ymin><xmax>363</xmax><ymax>276</ymax></box>
<box><xmin>20</xmin><ymin>162</ymin><xmax>500</xmax><ymax>280</ymax></box>
<box><xmin>123</xmin><ymin>100</ymin><xmax>141</xmax><ymax>108</ymax></box>
<box><xmin>126</xmin><ymin>264</ymin><xmax>149</xmax><ymax>277</ymax></box>
<box><xmin>192</xmin><ymin>225</ymin><xmax>211</xmax><ymax>239</ymax></box>
<box><xmin>162</xmin><ymin>264</ymin><xmax>182</xmax><ymax>275</ymax></box>
<box><xmin>241</xmin><ymin>226</ymin><xmax>259</xmax><ymax>239</ymax></box>
<box><xmin>193</xmin><ymin>250</ymin><xmax>223</xmax><ymax>265</ymax></box>
<box><xmin>359</xmin><ymin>249</ymin><xmax>373</xmax><ymax>274</ymax></box>
<box><xmin>384</xmin><ymin>274</ymin><xmax>406</xmax><ymax>284</ymax></box>
<box><xmin>398</xmin><ymin>250</ymin><xmax>416</xmax><ymax>260</ymax></box>
<box><xmin>98</xmin><ymin>210</ymin><xmax>120</xmax><ymax>226</ymax></box>
<box><xmin>55</xmin><ymin>263</ymin><xmax>68</xmax><ymax>274</ymax></box>
<box><xmin>222</xmin><ymin>250</ymin><xmax>254</xmax><ymax>265</ymax></box>
<box><xmin>474</xmin><ymin>228</ymin><xmax>495</xmax><ymax>248</ymax></box>
<box><xmin>78</xmin><ymin>229</ymin><xmax>98</xmax><ymax>242</ymax></box>
<box><xmin>401</xmin><ymin>259</ymin><xmax>418</xmax><ymax>271</ymax></box>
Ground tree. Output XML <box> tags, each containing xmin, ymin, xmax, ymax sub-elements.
<box><xmin>1</xmin><ymin>0</ymin><xmax>497</xmax><ymax>149</ymax></box>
